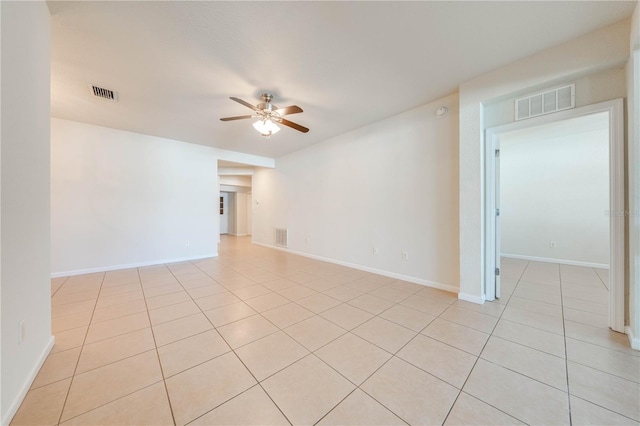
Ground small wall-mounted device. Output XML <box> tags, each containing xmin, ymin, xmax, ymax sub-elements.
<box><xmin>435</xmin><ymin>106</ymin><xmax>448</xmax><ymax>118</ymax></box>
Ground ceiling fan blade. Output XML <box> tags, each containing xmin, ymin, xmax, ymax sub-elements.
<box><xmin>276</xmin><ymin>105</ymin><xmax>303</xmax><ymax>116</ymax></box>
<box><xmin>220</xmin><ymin>115</ymin><xmax>254</xmax><ymax>121</ymax></box>
<box><xmin>230</xmin><ymin>97</ymin><xmax>259</xmax><ymax>112</ymax></box>
<box><xmin>277</xmin><ymin>118</ymin><xmax>309</xmax><ymax>133</ymax></box>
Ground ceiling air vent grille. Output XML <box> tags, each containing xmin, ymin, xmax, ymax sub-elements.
<box><xmin>90</xmin><ymin>85</ymin><xmax>118</xmax><ymax>102</ymax></box>
<box><xmin>515</xmin><ymin>84</ymin><xmax>574</xmax><ymax>121</ymax></box>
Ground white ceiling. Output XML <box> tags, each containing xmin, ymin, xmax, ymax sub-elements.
<box><xmin>49</xmin><ymin>1</ymin><xmax>636</xmax><ymax>159</ymax></box>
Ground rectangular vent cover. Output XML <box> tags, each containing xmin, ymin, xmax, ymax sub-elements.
<box><xmin>275</xmin><ymin>228</ymin><xmax>288</xmax><ymax>248</ymax></box>
<box><xmin>515</xmin><ymin>84</ymin><xmax>574</xmax><ymax>121</ymax></box>
<box><xmin>90</xmin><ymin>85</ymin><xmax>118</xmax><ymax>102</ymax></box>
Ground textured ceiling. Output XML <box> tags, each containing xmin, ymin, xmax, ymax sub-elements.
<box><xmin>49</xmin><ymin>1</ymin><xmax>636</xmax><ymax>159</ymax></box>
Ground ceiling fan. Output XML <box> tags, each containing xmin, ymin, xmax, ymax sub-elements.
<box><xmin>220</xmin><ymin>93</ymin><xmax>309</xmax><ymax>139</ymax></box>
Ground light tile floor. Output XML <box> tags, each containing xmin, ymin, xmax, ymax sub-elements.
<box><xmin>11</xmin><ymin>237</ymin><xmax>640</xmax><ymax>425</ymax></box>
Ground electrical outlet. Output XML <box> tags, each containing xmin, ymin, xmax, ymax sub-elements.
<box><xmin>373</xmin><ymin>247</ymin><xmax>379</xmax><ymax>255</ymax></box>
<box><xmin>402</xmin><ymin>251</ymin><xmax>409</xmax><ymax>261</ymax></box>
<box><xmin>186</xmin><ymin>240</ymin><xmax>191</xmax><ymax>247</ymax></box>
<box><xmin>18</xmin><ymin>321</ymin><xmax>25</xmax><ymax>344</ymax></box>
<box><xmin>550</xmin><ymin>241</ymin><xmax>557</xmax><ymax>248</ymax></box>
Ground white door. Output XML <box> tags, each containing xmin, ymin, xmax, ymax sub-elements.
<box><xmin>220</xmin><ymin>192</ymin><xmax>229</xmax><ymax>234</ymax></box>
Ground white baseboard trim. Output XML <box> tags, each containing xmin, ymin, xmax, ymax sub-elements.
<box><xmin>252</xmin><ymin>242</ymin><xmax>458</xmax><ymax>293</ymax></box>
<box><xmin>501</xmin><ymin>253</ymin><xmax>609</xmax><ymax>269</ymax></box>
<box><xmin>51</xmin><ymin>253</ymin><xmax>219</xmax><ymax>278</ymax></box>
<box><xmin>2</xmin><ymin>335</ymin><xmax>55</xmax><ymax>426</ymax></box>
<box><xmin>626</xmin><ymin>326</ymin><xmax>640</xmax><ymax>351</ymax></box>
<box><xmin>457</xmin><ymin>292</ymin><xmax>486</xmax><ymax>305</ymax></box>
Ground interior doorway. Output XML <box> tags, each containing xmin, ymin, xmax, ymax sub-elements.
<box><xmin>485</xmin><ymin>99</ymin><xmax>625</xmax><ymax>332</ymax></box>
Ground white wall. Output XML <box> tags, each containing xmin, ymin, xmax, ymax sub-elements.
<box><xmin>458</xmin><ymin>19</ymin><xmax>630</xmax><ymax>302</ymax></box>
<box><xmin>253</xmin><ymin>94</ymin><xmax>460</xmax><ymax>291</ymax></box>
<box><xmin>1</xmin><ymin>2</ymin><xmax>53</xmax><ymax>423</ymax></box>
<box><xmin>500</xmin><ymin>113</ymin><xmax>610</xmax><ymax>267</ymax></box>
<box><xmin>234</xmin><ymin>193</ymin><xmax>249</xmax><ymax>236</ymax></box>
<box><xmin>51</xmin><ymin>118</ymin><xmax>272</xmax><ymax>276</ymax></box>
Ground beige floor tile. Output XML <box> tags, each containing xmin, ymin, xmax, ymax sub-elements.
<box><xmin>322</xmin><ymin>285</ymin><xmax>364</xmax><ymax>302</ymax></box>
<box><xmin>145</xmin><ymin>291</ymin><xmax>192</xmax><ymax>310</ymax></box>
<box><xmin>185</xmin><ymin>283</ymin><xmax>227</xmax><ymax>299</ymax></box>
<box><xmin>261</xmin><ymin>303</ymin><xmax>314</xmax><ymax>329</ymax></box>
<box><xmin>91</xmin><ymin>299</ymin><xmax>147</xmax><ymax>323</ymax></box>
<box><xmin>493</xmin><ymin>319</ymin><xmax>566</xmax><ymax>358</ymax></box>
<box><xmin>566</xmin><ymin>338</ymin><xmax>640</xmax><ymax>383</ymax></box>
<box><xmin>235</xmin><ymin>331</ymin><xmax>309</xmax><ymax>381</ymax></box>
<box><xmin>304</xmin><ymin>277</ymin><xmax>343</xmax><ymax>292</ymax></box>
<box><xmin>84</xmin><ymin>311</ymin><xmax>150</xmax><ymax>344</ymax></box>
<box><xmin>141</xmin><ymin>278</ymin><xmax>179</xmax><ymax>290</ymax></box>
<box><xmin>52</xmin><ymin>326</ymin><xmax>88</xmax><ymax>354</ymax></box>
<box><xmin>501</xmin><ymin>306</ymin><xmax>564</xmax><ymax>335</ymax></box>
<box><xmin>286</xmin><ymin>272</ymin><xmax>319</xmax><ymax>284</ymax></box>
<box><xmin>564</xmin><ymin>308</ymin><xmax>609</xmax><ymax>328</ymax></box>
<box><xmin>316</xmin><ymin>333</ymin><xmax>391</xmax><ymax>385</ymax></box>
<box><xmin>262</xmin><ymin>278</ymin><xmax>298</xmax><ymax>291</ymax></box>
<box><xmin>98</xmin><ymin>283</ymin><xmax>141</xmax><ymax>298</ymax></box>
<box><xmin>562</xmin><ymin>296</ymin><xmax>608</xmax><ymax>316</ymax></box>
<box><xmin>166</xmin><ymin>352</ymin><xmax>256</xmax><ymax>425</ymax></box>
<box><xmin>353</xmin><ymin>316</ymin><xmax>416</xmax><ymax>353</ymax></box>
<box><xmin>193</xmin><ymin>291</ymin><xmax>241</xmax><ymax>311</ymax></box>
<box><xmin>320</xmin><ymin>303</ymin><xmax>373</xmax><ymax>330</ymax></box>
<box><xmin>569</xmin><ymin>396</ymin><xmax>639</xmax><ymax>425</ymax></box>
<box><xmin>203</xmin><ymin>301</ymin><xmax>257</xmax><ymax>327</ymax></box>
<box><xmin>11</xmin><ymin>378</ymin><xmax>71</xmax><ymax>426</ymax></box>
<box><xmin>422</xmin><ymin>318</ymin><xmax>489</xmax><ymax>355</ymax></box>
<box><xmin>217</xmin><ymin>314</ymin><xmax>278</xmax><ymax>349</ymax></box>
<box><xmin>463</xmin><ymin>359</ymin><xmax>569</xmax><ymax>425</ymax></box>
<box><xmin>386</xmin><ymin>280</ymin><xmax>425</xmax><ymax>294</ymax></box>
<box><xmin>52</xmin><ymin>299</ymin><xmax>95</xmax><ymax>319</ymax></box>
<box><xmin>317</xmin><ymin>389</ymin><xmax>405</xmax><ymax>425</ymax></box>
<box><xmin>480</xmin><ymin>336</ymin><xmax>567</xmax><ymax>391</ymax></box>
<box><xmin>31</xmin><ymin>347</ymin><xmax>81</xmax><ymax>389</ymax></box>
<box><xmin>94</xmin><ymin>289</ymin><xmax>144</xmax><ymax>310</ymax></box>
<box><xmin>414</xmin><ymin>287</ymin><xmax>457</xmax><ymax>304</ymax></box>
<box><xmin>245</xmin><ymin>292</ymin><xmax>291</xmax><ymax>313</ymax></box>
<box><xmin>277</xmin><ymin>284</ymin><xmax>318</xmax><ymax>301</ymax></box>
<box><xmin>361</xmin><ymin>356</ymin><xmax>458</xmax><ymax>425</ymax></box>
<box><xmin>347</xmin><ymin>294</ymin><xmax>395</xmax><ymax>315</ymax></box>
<box><xmin>567</xmin><ymin>361</ymin><xmax>640</xmax><ymax>421</ymax></box>
<box><xmin>261</xmin><ymin>354</ymin><xmax>355</xmax><ymax>425</ymax></box>
<box><xmin>564</xmin><ymin>321</ymin><xmax>637</xmax><ymax>357</ymax></box>
<box><xmin>444</xmin><ymin>392</ymin><xmax>525</xmax><ymax>425</ymax></box>
<box><xmin>61</xmin><ymin>382</ymin><xmax>173</xmax><ymax>425</ymax></box>
<box><xmin>284</xmin><ymin>316</ymin><xmax>346</xmax><ymax>351</ymax></box>
<box><xmin>397</xmin><ymin>334</ymin><xmax>477</xmax><ymax>388</ymax></box>
<box><xmin>507</xmin><ymin>296</ymin><xmax>563</xmax><ymax>318</ymax></box>
<box><xmin>77</xmin><ymin>328</ymin><xmax>155</xmax><ymax>374</ymax></box>
<box><xmin>233</xmin><ymin>284</ymin><xmax>272</xmax><ymax>300</ymax></box>
<box><xmin>148</xmin><ymin>300</ymin><xmax>200</xmax><ymax>325</ymax></box>
<box><xmin>512</xmin><ymin>287</ymin><xmax>562</xmax><ymax>305</ymax></box>
<box><xmin>190</xmin><ymin>385</ymin><xmax>289</xmax><ymax>425</ymax></box>
<box><xmin>52</xmin><ymin>290</ymin><xmax>99</xmax><ymax>307</ymax></box>
<box><xmin>378</xmin><ymin>304</ymin><xmax>436</xmax><ymax>332</ymax></box>
<box><xmin>52</xmin><ymin>311</ymin><xmax>93</xmax><ymax>333</ymax></box>
<box><xmin>60</xmin><ymin>350</ymin><xmax>163</xmax><ymax>422</ymax></box>
<box><xmin>370</xmin><ymin>286</ymin><xmax>413</xmax><ymax>303</ymax></box>
<box><xmin>440</xmin><ymin>306</ymin><xmax>498</xmax><ymax>334</ymax></box>
<box><xmin>158</xmin><ymin>329</ymin><xmax>230</xmax><ymax>377</ymax></box>
<box><xmin>400</xmin><ymin>294</ymin><xmax>450</xmax><ymax>316</ymax></box>
<box><xmin>451</xmin><ymin>299</ymin><xmax>506</xmax><ymax>317</ymax></box>
<box><xmin>295</xmin><ymin>293</ymin><xmax>342</xmax><ymax>314</ymax></box>
<box><xmin>153</xmin><ymin>313</ymin><xmax>214</xmax><ymax>347</ymax></box>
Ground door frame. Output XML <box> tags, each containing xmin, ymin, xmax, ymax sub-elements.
<box><xmin>484</xmin><ymin>98</ymin><xmax>625</xmax><ymax>333</ymax></box>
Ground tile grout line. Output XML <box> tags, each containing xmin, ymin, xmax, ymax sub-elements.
<box><xmin>169</xmin><ymin>260</ymin><xmax>295</xmax><ymax>426</ymax></box>
<box><xmin>136</xmin><ymin>265</ymin><xmax>178</xmax><ymax>426</ymax></box>
<box><xmin>55</xmin><ymin>271</ymin><xmax>106</xmax><ymax>426</ymax></box>
<box><xmin>558</xmin><ymin>264</ymin><xmax>574</xmax><ymax>426</ymax></box>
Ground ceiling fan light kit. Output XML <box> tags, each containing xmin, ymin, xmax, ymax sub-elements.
<box><xmin>220</xmin><ymin>93</ymin><xmax>309</xmax><ymax>139</ymax></box>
